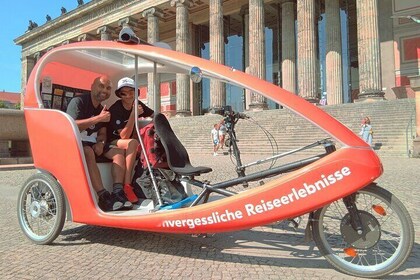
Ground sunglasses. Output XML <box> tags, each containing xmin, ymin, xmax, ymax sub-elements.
<box><xmin>119</xmin><ymin>89</ymin><xmax>134</xmax><ymax>97</ymax></box>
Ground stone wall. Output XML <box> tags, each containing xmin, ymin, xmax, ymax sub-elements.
<box><xmin>0</xmin><ymin>109</ymin><xmax>30</xmax><ymax>158</ymax></box>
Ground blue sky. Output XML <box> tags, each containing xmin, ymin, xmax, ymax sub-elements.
<box><xmin>0</xmin><ymin>1</ymin><xmax>89</xmax><ymax>93</ymax></box>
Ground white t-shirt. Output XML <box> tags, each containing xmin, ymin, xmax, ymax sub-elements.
<box><xmin>211</xmin><ymin>128</ymin><xmax>219</xmax><ymax>141</ymax></box>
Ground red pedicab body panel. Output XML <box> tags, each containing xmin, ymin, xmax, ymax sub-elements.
<box><xmin>83</xmin><ymin>148</ymin><xmax>382</xmax><ymax>233</ymax></box>
<box><xmin>24</xmin><ymin>108</ymin><xmax>99</xmax><ymax>221</ymax></box>
<box><xmin>23</xmin><ymin>41</ymin><xmax>383</xmax><ymax>233</ymax></box>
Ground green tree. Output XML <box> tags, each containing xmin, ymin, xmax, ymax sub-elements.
<box><xmin>14</xmin><ymin>103</ymin><xmax>21</xmax><ymax>110</ymax></box>
<box><xmin>0</xmin><ymin>101</ymin><xmax>7</xmax><ymax>108</ymax></box>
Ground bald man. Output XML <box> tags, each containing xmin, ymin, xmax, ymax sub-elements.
<box><xmin>66</xmin><ymin>76</ymin><xmax>132</xmax><ymax>212</ymax></box>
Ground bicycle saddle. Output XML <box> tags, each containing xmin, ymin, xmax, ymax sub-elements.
<box><xmin>153</xmin><ymin>113</ymin><xmax>212</xmax><ymax>176</ymax></box>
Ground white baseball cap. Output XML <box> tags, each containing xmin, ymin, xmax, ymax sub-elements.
<box><xmin>115</xmin><ymin>77</ymin><xmax>135</xmax><ymax>97</ymax></box>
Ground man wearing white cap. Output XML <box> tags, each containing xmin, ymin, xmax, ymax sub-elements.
<box><xmin>107</xmin><ymin>77</ymin><xmax>154</xmax><ymax>203</ymax></box>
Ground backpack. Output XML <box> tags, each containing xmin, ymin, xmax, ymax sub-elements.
<box><xmin>133</xmin><ymin>122</ymin><xmax>187</xmax><ymax>206</ymax></box>
<box><xmin>138</xmin><ymin>122</ymin><xmax>168</xmax><ymax>169</ymax></box>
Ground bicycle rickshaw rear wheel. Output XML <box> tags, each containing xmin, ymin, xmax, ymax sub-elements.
<box><xmin>17</xmin><ymin>172</ymin><xmax>66</xmax><ymax>245</ymax></box>
<box><xmin>312</xmin><ymin>184</ymin><xmax>414</xmax><ymax>278</ymax></box>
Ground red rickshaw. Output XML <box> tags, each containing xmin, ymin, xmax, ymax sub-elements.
<box><xmin>17</xmin><ymin>28</ymin><xmax>414</xmax><ymax>278</ymax></box>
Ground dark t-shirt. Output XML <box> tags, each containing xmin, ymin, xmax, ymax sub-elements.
<box><xmin>107</xmin><ymin>99</ymin><xmax>154</xmax><ymax>142</ymax></box>
<box><xmin>66</xmin><ymin>94</ymin><xmax>105</xmax><ymax>143</ymax></box>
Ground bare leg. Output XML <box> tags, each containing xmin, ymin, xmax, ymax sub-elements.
<box><xmin>219</xmin><ymin>135</ymin><xmax>225</xmax><ymax>149</ymax></box>
<box><xmin>104</xmin><ymin>147</ymin><xmax>125</xmax><ymax>185</ymax></box>
<box><xmin>213</xmin><ymin>143</ymin><xmax>219</xmax><ymax>153</ymax></box>
<box><xmin>116</xmin><ymin>139</ymin><xmax>139</xmax><ymax>184</ymax></box>
<box><xmin>83</xmin><ymin>146</ymin><xmax>104</xmax><ymax>192</ymax></box>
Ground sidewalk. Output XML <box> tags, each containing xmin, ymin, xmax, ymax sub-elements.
<box><xmin>0</xmin><ymin>154</ymin><xmax>418</xmax><ymax>279</ymax></box>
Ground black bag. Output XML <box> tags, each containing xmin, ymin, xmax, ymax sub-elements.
<box><xmin>134</xmin><ymin>168</ymin><xmax>187</xmax><ymax>205</ymax></box>
<box><xmin>131</xmin><ymin>162</ymin><xmax>147</xmax><ymax>199</ymax></box>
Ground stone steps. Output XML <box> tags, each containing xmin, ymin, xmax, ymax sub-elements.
<box><xmin>169</xmin><ymin>99</ymin><xmax>416</xmax><ymax>158</ymax></box>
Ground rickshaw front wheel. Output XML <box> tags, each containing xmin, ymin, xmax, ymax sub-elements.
<box><xmin>17</xmin><ymin>172</ymin><xmax>66</xmax><ymax>245</ymax></box>
<box><xmin>312</xmin><ymin>184</ymin><xmax>414</xmax><ymax>278</ymax></box>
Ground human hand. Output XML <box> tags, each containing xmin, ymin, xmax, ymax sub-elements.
<box><xmin>132</xmin><ymin>103</ymin><xmax>144</xmax><ymax>115</ymax></box>
<box><xmin>97</xmin><ymin>105</ymin><xmax>111</xmax><ymax>122</ymax></box>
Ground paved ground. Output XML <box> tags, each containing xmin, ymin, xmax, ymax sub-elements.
<box><xmin>0</xmin><ymin>154</ymin><xmax>419</xmax><ymax>279</ymax></box>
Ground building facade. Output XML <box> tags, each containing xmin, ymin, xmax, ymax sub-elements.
<box><xmin>14</xmin><ymin>0</ymin><xmax>420</xmax><ymax>116</ymax></box>
<box><xmin>0</xmin><ymin>91</ymin><xmax>20</xmax><ymax>109</ymax></box>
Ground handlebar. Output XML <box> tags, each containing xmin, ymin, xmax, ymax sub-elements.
<box><xmin>237</xmin><ymin>112</ymin><xmax>249</xmax><ymax>119</ymax></box>
<box><xmin>223</xmin><ymin>111</ymin><xmax>249</xmax><ymax>129</ymax></box>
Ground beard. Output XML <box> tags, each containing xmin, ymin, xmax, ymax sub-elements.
<box><xmin>93</xmin><ymin>91</ymin><xmax>109</xmax><ymax>102</ymax></box>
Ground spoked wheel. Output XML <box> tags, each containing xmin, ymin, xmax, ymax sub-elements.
<box><xmin>312</xmin><ymin>184</ymin><xmax>414</xmax><ymax>278</ymax></box>
<box><xmin>17</xmin><ymin>172</ymin><xmax>66</xmax><ymax>245</ymax></box>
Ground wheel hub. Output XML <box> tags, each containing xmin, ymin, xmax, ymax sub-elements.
<box><xmin>30</xmin><ymin>200</ymin><xmax>49</xmax><ymax>218</ymax></box>
<box><xmin>340</xmin><ymin>210</ymin><xmax>381</xmax><ymax>249</ymax></box>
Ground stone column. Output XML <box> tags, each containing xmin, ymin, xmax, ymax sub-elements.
<box><xmin>297</xmin><ymin>0</ymin><xmax>318</xmax><ymax>102</ymax></box>
<box><xmin>190</xmin><ymin>23</ymin><xmax>201</xmax><ymax>116</ymax></box>
<box><xmin>20</xmin><ymin>55</ymin><xmax>36</xmax><ymax>109</ymax></box>
<box><xmin>240</xmin><ymin>6</ymin><xmax>251</xmax><ymax>110</ymax></box>
<box><xmin>325</xmin><ymin>0</ymin><xmax>343</xmax><ymax>105</ymax></box>
<box><xmin>273</xmin><ymin>5</ymin><xmax>281</xmax><ymax>88</ymax></box>
<box><xmin>142</xmin><ymin>8</ymin><xmax>163</xmax><ymax>113</ymax></box>
<box><xmin>281</xmin><ymin>0</ymin><xmax>296</xmax><ymax>94</ymax></box>
<box><xmin>356</xmin><ymin>0</ymin><xmax>384</xmax><ymax>100</ymax></box>
<box><xmin>209</xmin><ymin>0</ymin><xmax>225</xmax><ymax>113</ymax></box>
<box><xmin>171</xmin><ymin>0</ymin><xmax>192</xmax><ymax>116</ymax></box>
<box><xmin>248</xmin><ymin>0</ymin><xmax>267</xmax><ymax>110</ymax></box>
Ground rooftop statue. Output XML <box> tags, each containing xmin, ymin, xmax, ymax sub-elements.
<box><xmin>27</xmin><ymin>20</ymin><xmax>38</xmax><ymax>31</ymax></box>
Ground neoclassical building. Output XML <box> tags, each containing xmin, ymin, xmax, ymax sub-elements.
<box><xmin>15</xmin><ymin>0</ymin><xmax>420</xmax><ymax>116</ymax></box>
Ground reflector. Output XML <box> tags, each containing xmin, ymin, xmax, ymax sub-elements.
<box><xmin>344</xmin><ymin>247</ymin><xmax>358</xmax><ymax>257</ymax></box>
<box><xmin>372</xmin><ymin>204</ymin><xmax>386</xmax><ymax>216</ymax></box>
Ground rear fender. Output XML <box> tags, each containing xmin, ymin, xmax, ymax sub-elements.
<box><xmin>34</xmin><ymin>168</ymin><xmax>73</xmax><ymax>222</ymax></box>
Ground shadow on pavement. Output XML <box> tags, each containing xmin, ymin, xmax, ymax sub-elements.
<box><xmin>58</xmin><ymin>222</ymin><xmax>328</xmax><ymax>269</ymax></box>
<box><xmin>57</xmin><ymin>221</ymin><xmax>419</xmax><ymax>277</ymax></box>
